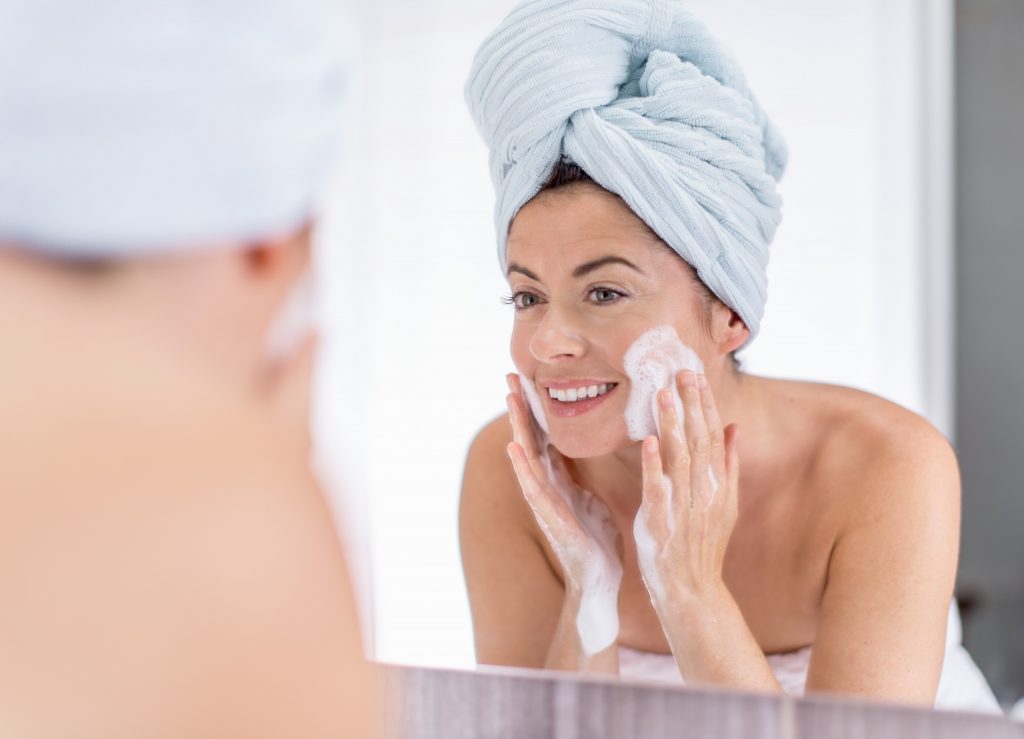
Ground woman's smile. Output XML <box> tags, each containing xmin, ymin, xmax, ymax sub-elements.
<box><xmin>541</xmin><ymin>379</ymin><xmax>621</xmax><ymax>418</ymax></box>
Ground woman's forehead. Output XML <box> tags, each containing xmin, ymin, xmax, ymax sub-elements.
<box><xmin>507</xmin><ymin>189</ymin><xmax>663</xmax><ymax>273</ymax></box>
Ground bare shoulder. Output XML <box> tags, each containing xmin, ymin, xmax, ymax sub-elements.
<box><xmin>460</xmin><ymin>412</ymin><xmax>533</xmax><ymax>534</ymax></box>
<box><xmin>788</xmin><ymin>382</ymin><xmax>961</xmax><ymax>702</ymax></box>
<box><xmin>460</xmin><ymin>414</ymin><xmax>568</xmax><ymax>666</ymax></box>
<box><xmin>465</xmin><ymin>412</ymin><xmax>515</xmax><ymax>471</ymax></box>
<box><xmin>0</xmin><ymin>333</ymin><xmax>372</xmax><ymax>737</ymax></box>
<box><xmin>784</xmin><ymin>379</ymin><xmax>960</xmax><ymax>523</ymax></box>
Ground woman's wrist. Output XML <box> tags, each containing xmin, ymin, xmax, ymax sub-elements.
<box><xmin>545</xmin><ymin>585</ymin><xmax>620</xmax><ymax>674</ymax></box>
<box><xmin>659</xmin><ymin>579</ymin><xmax>734</xmax><ymax>640</ymax></box>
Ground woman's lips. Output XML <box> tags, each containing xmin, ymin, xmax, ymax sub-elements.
<box><xmin>544</xmin><ymin>382</ymin><xmax>619</xmax><ymax>418</ymax></box>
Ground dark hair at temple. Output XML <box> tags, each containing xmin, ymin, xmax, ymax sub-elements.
<box><xmin>540</xmin><ymin>159</ymin><xmax>742</xmax><ymax>372</ymax></box>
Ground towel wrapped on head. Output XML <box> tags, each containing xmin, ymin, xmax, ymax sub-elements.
<box><xmin>0</xmin><ymin>0</ymin><xmax>349</xmax><ymax>257</ymax></box>
<box><xmin>465</xmin><ymin>0</ymin><xmax>787</xmax><ymax>342</ymax></box>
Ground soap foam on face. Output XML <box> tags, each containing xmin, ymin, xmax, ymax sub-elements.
<box><xmin>623</xmin><ymin>325</ymin><xmax>704</xmax><ymax>441</ymax></box>
<box><xmin>264</xmin><ymin>271</ymin><xmax>316</xmax><ymax>362</ymax></box>
<box><xmin>520</xmin><ymin>376</ymin><xmax>550</xmax><ymax>435</ymax></box>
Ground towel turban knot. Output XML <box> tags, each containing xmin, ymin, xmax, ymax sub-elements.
<box><xmin>466</xmin><ymin>0</ymin><xmax>787</xmax><ymax>341</ymax></box>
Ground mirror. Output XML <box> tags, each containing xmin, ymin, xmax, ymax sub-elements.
<box><xmin>313</xmin><ymin>0</ymin><xmax>1024</xmax><ymax>720</ymax></box>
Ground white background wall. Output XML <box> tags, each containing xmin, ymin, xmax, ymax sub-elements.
<box><xmin>314</xmin><ymin>0</ymin><xmax>953</xmax><ymax>668</ymax></box>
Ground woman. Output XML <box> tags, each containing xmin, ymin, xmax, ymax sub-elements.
<box><xmin>459</xmin><ymin>0</ymin><xmax>999</xmax><ymax>712</ymax></box>
<box><xmin>0</xmin><ymin>1</ymin><xmax>373</xmax><ymax>735</ymax></box>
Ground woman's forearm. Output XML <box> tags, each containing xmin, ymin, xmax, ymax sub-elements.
<box><xmin>662</xmin><ymin>583</ymin><xmax>781</xmax><ymax>693</ymax></box>
<box><xmin>544</xmin><ymin>589</ymin><xmax>619</xmax><ymax>674</ymax></box>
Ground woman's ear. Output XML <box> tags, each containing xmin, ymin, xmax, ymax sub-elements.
<box><xmin>712</xmin><ymin>303</ymin><xmax>750</xmax><ymax>355</ymax></box>
<box><xmin>232</xmin><ymin>221</ymin><xmax>315</xmax><ymax>353</ymax></box>
<box><xmin>243</xmin><ymin>221</ymin><xmax>313</xmax><ymax>287</ymax></box>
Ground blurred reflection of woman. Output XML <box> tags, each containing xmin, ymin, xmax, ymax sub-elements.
<box><xmin>0</xmin><ymin>1</ymin><xmax>374</xmax><ymax>735</ymax></box>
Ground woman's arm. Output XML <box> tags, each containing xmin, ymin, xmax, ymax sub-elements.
<box><xmin>804</xmin><ymin>416</ymin><xmax>960</xmax><ymax>705</ymax></box>
<box><xmin>459</xmin><ymin>415</ymin><xmax>618</xmax><ymax>673</ymax></box>
<box><xmin>639</xmin><ymin>373</ymin><xmax>959</xmax><ymax>701</ymax></box>
<box><xmin>636</xmin><ymin>371</ymin><xmax>782</xmax><ymax>692</ymax></box>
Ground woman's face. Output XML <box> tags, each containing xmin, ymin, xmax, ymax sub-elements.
<box><xmin>506</xmin><ymin>184</ymin><xmax>719</xmax><ymax>459</ymax></box>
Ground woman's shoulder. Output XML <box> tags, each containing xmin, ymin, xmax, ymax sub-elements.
<box><xmin>461</xmin><ymin>413</ymin><xmax>521</xmax><ymax>506</ymax></box>
<box><xmin>772</xmin><ymin>378</ymin><xmax>960</xmax><ymax>514</ymax></box>
<box><xmin>803</xmin><ymin>380</ymin><xmax>953</xmax><ymax>465</ymax></box>
<box><xmin>467</xmin><ymin>412</ymin><xmax>516</xmax><ymax>459</ymax></box>
<box><xmin>0</xmin><ymin>312</ymin><xmax>372</xmax><ymax>737</ymax></box>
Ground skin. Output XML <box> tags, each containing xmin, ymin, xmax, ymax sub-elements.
<box><xmin>0</xmin><ymin>230</ymin><xmax>375</xmax><ymax>739</ymax></box>
<box><xmin>460</xmin><ymin>183</ymin><xmax>960</xmax><ymax>706</ymax></box>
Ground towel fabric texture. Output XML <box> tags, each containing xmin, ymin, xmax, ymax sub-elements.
<box><xmin>466</xmin><ymin>0</ymin><xmax>787</xmax><ymax>340</ymax></box>
<box><xmin>0</xmin><ymin>0</ymin><xmax>349</xmax><ymax>256</ymax></box>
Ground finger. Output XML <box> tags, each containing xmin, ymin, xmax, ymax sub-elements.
<box><xmin>639</xmin><ymin>435</ymin><xmax>673</xmax><ymax>540</ymax></box>
<box><xmin>506</xmin><ymin>391</ymin><xmax>553</xmax><ymax>488</ymax></box>
<box><xmin>677</xmin><ymin>370</ymin><xmax>711</xmax><ymax>509</ymax></box>
<box><xmin>507</xmin><ymin>442</ymin><xmax>577</xmax><ymax>532</ymax></box>
<box><xmin>655</xmin><ymin>386</ymin><xmax>689</xmax><ymax>511</ymax></box>
<box><xmin>506</xmin><ymin>389</ymin><xmax>541</xmax><ymax>462</ymax></box>
<box><xmin>509</xmin><ymin>372</ymin><xmax>547</xmax><ymax>440</ymax></box>
<box><xmin>697</xmin><ymin>373</ymin><xmax>727</xmax><ymax>501</ymax></box>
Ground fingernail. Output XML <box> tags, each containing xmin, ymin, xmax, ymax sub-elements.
<box><xmin>658</xmin><ymin>388</ymin><xmax>673</xmax><ymax>410</ymax></box>
<box><xmin>679</xmin><ymin>370</ymin><xmax>696</xmax><ymax>387</ymax></box>
<box><xmin>697</xmin><ymin>373</ymin><xmax>708</xmax><ymax>390</ymax></box>
<box><xmin>644</xmin><ymin>436</ymin><xmax>658</xmax><ymax>454</ymax></box>
<box><xmin>506</xmin><ymin>374</ymin><xmax>515</xmax><ymax>392</ymax></box>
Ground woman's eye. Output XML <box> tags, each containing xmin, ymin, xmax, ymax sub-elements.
<box><xmin>516</xmin><ymin>292</ymin><xmax>540</xmax><ymax>309</ymax></box>
<box><xmin>502</xmin><ymin>291</ymin><xmax>542</xmax><ymax>310</ymax></box>
<box><xmin>590</xmin><ymin>287</ymin><xmax>623</xmax><ymax>304</ymax></box>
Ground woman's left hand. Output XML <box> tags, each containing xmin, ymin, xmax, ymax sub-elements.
<box><xmin>633</xmin><ymin>370</ymin><xmax>740</xmax><ymax>612</ymax></box>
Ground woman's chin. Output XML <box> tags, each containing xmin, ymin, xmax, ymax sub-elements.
<box><xmin>546</xmin><ymin>426</ymin><xmax>633</xmax><ymax>460</ymax></box>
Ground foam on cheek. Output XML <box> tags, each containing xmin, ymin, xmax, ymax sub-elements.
<box><xmin>623</xmin><ymin>326</ymin><xmax>703</xmax><ymax>442</ymax></box>
<box><xmin>520</xmin><ymin>377</ymin><xmax>550</xmax><ymax>435</ymax></box>
<box><xmin>264</xmin><ymin>272</ymin><xmax>316</xmax><ymax>362</ymax></box>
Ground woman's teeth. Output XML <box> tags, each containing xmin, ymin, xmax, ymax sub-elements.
<box><xmin>547</xmin><ymin>383</ymin><xmax>614</xmax><ymax>403</ymax></box>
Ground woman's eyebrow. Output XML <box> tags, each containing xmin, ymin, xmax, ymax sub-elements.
<box><xmin>572</xmin><ymin>255</ymin><xmax>642</xmax><ymax>278</ymax></box>
<box><xmin>507</xmin><ymin>263</ymin><xmax>540</xmax><ymax>280</ymax></box>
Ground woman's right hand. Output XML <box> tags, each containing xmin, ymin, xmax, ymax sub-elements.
<box><xmin>505</xmin><ymin>373</ymin><xmax>623</xmax><ymax>658</ymax></box>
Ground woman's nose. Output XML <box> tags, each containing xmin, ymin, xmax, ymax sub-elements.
<box><xmin>529</xmin><ymin>307</ymin><xmax>588</xmax><ymax>362</ymax></box>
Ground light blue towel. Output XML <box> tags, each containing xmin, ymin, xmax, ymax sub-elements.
<box><xmin>0</xmin><ymin>0</ymin><xmax>349</xmax><ymax>256</ymax></box>
<box><xmin>466</xmin><ymin>0</ymin><xmax>787</xmax><ymax>341</ymax></box>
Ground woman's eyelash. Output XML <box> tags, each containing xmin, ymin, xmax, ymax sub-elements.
<box><xmin>501</xmin><ymin>290</ymin><xmax>541</xmax><ymax>310</ymax></box>
<box><xmin>589</xmin><ymin>287</ymin><xmax>627</xmax><ymax>302</ymax></box>
<box><xmin>502</xmin><ymin>288</ymin><xmax>627</xmax><ymax>307</ymax></box>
